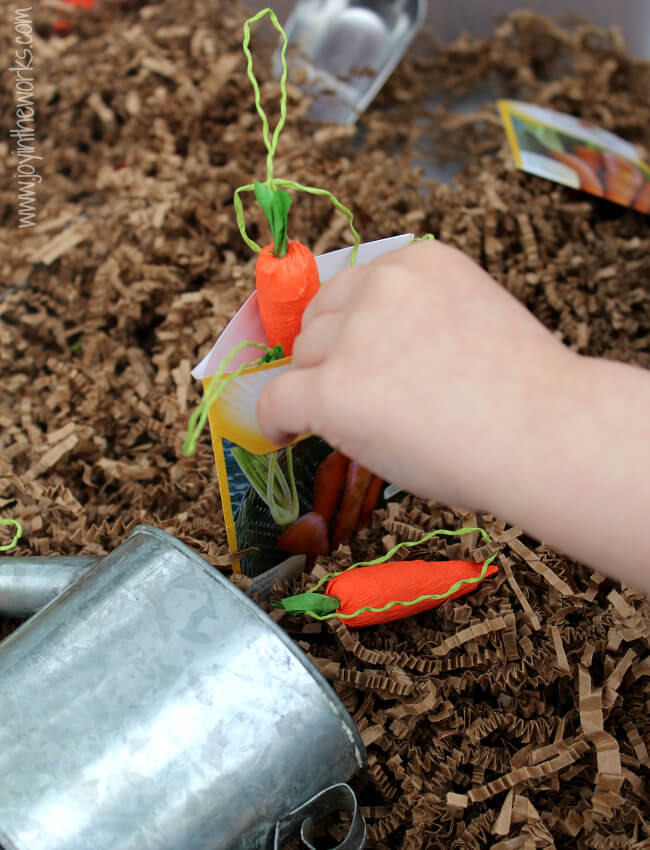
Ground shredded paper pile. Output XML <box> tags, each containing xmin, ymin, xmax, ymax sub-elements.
<box><xmin>1</xmin><ymin>2</ymin><xmax>648</xmax><ymax>847</ymax></box>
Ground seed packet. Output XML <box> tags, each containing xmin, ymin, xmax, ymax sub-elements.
<box><xmin>498</xmin><ymin>99</ymin><xmax>650</xmax><ymax>213</ymax></box>
<box><xmin>192</xmin><ymin>233</ymin><xmax>413</xmax><ymax>576</ymax></box>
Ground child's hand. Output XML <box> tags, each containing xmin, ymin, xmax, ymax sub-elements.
<box><xmin>257</xmin><ymin>241</ymin><xmax>571</xmax><ymax>510</ymax></box>
<box><xmin>258</xmin><ymin>240</ymin><xmax>650</xmax><ymax>587</ymax></box>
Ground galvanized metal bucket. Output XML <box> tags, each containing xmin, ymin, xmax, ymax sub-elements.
<box><xmin>0</xmin><ymin>525</ymin><xmax>366</xmax><ymax>850</ymax></box>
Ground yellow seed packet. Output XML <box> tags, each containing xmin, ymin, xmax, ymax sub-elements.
<box><xmin>498</xmin><ymin>99</ymin><xmax>650</xmax><ymax>213</ymax></box>
<box><xmin>192</xmin><ymin>234</ymin><xmax>414</xmax><ymax>576</ymax></box>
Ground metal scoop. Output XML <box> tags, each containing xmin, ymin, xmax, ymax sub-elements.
<box><xmin>279</xmin><ymin>0</ymin><xmax>427</xmax><ymax>123</ymax></box>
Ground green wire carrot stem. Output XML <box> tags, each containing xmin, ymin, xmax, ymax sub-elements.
<box><xmin>235</xmin><ymin>10</ymin><xmax>360</xmax><ymax>265</ymax></box>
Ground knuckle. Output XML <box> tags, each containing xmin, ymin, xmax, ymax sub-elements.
<box><xmin>359</xmin><ymin>264</ymin><xmax>397</xmax><ymax>298</ymax></box>
<box><xmin>371</xmin><ymin>263</ymin><xmax>417</xmax><ymax>302</ymax></box>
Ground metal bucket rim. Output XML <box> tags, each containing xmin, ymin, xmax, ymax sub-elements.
<box><xmin>131</xmin><ymin>524</ymin><xmax>366</xmax><ymax>770</ymax></box>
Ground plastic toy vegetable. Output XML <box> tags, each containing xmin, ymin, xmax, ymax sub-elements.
<box><xmin>277</xmin><ymin>527</ymin><xmax>499</xmax><ymax>627</ymax></box>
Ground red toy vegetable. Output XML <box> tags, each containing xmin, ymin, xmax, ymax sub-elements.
<box><xmin>52</xmin><ymin>0</ymin><xmax>95</xmax><ymax>33</ymax></box>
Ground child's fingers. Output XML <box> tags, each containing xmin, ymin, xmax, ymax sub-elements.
<box><xmin>257</xmin><ymin>367</ymin><xmax>318</xmax><ymax>446</ymax></box>
<box><xmin>293</xmin><ymin>312</ymin><xmax>340</xmax><ymax>369</ymax></box>
<box><xmin>303</xmin><ymin>264</ymin><xmax>367</xmax><ymax>327</ymax></box>
<box><xmin>304</xmin><ymin>241</ymin><xmax>452</xmax><ymax>328</ymax></box>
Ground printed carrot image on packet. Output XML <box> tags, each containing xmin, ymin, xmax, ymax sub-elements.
<box><xmin>230</xmin><ymin>441</ymin><xmax>385</xmax><ymax>575</ymax></box>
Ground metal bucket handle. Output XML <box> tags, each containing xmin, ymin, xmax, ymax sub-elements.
<box><xmin>274</xmin><ymin>783</ymin><xmax>366</xmax><ymax>850</ymax></box>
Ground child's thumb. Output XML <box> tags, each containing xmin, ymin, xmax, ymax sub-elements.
<box><xmin>256</xmin><ymin>367</ymin><xmax>318</xmax><ymax>447</ymax></box>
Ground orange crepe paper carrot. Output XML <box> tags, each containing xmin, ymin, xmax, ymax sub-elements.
<box><xmin>234</xmin><ymin>12</ymin><xmax>362</xmax><ymax>359</ymax></box>
<box><xmin>234</xmin><ymin>12</ymin><xmax>362</xmax><ymax>357</ymax></box>
<box><xmin>276</xmin><ymin>527</ymin><xmax>499</xmax><ymax>628</ymax></box>
<box><xmin>256</xmin><ymin>241</ymin><xmax>319</xmax><ymax>356</ymax></box>
<box><xmin>253</xmin><ymin>181</ymin><xmax>319</xmax><ymax>356</ymax></box>
<box><xmin>278</xmin><ymin>559</ymin><xmax>498</xmax><ymax>628</ymax></box>
<box><xmin>53</xmin><ymin>0</ymin><xmax>95</xmax><ymax>32</ymax></box>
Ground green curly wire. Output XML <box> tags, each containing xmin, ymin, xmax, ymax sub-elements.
<box><xmin>236</xmin><ymin>8</ymin><xmax>360</xmax><ymax>263</ymax></box>
<box><xmin>0</xmin><ymin>518</ymin><xmax>22</xmax><ymax>551</ymax></box>
<box><xmin>242</xmin><ymin>8</ymin><xmax>288</xmax><ymax>187</ymax></box>
<box><xmin>182</xmin><ymin>341</ymin><xmax>283</xmax><ymax>456</ymax></box>
<box><xmin>233</xmin><ymin>183</ymin><xmax>259</xmax><ymax>253</ymax></box>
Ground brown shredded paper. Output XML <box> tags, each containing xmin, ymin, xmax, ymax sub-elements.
<box><xmin>1</xmin><ymin>2</ymin><xmax>648</xmax><ymax>847</ymax></box>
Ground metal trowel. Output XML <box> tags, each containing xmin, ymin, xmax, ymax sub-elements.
<box><xmin>277</xmin><ymin>0</ymin><xmax>427</xmax><ymax>123</ymax></box>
